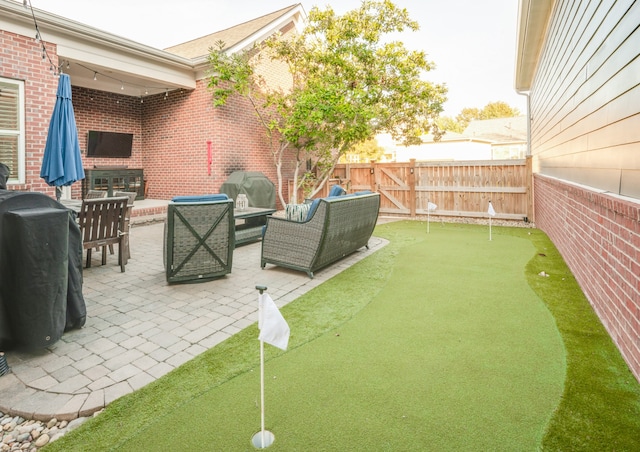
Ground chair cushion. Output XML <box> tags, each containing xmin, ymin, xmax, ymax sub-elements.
<box><xmin>171</xmin><ymin>194</ymin><xmax>228</xmax><ymax>203</ymax></box>
<box><xmin>328</xmin><ymin>185</ymin><xmax>346</xmax><ymax>197</ymax></box>
<box><xmin>305</xmin><ymin>198</ymin><xmax>322</xmax><ymax>221</ymax></box>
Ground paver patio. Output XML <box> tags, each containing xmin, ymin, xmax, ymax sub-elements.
<box><xmin>0</xmin><ymin>206</ymin><xmax>388</xmax><ymax>421</ymax></box>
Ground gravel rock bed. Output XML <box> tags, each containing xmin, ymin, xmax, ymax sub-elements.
<box><xmin>1</xmin><ymin>412</ymin><xmax>91</xmax><ymax>451</ymax></box>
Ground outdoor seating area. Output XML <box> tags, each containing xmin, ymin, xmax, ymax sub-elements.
<box><xmin>261</xmin><ymin>192</ymin><xmax>381</xmax><ymax>277</ymax></box>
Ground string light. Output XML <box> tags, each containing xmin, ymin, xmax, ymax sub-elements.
<box><xmin>25</xmin><ymin>0</ymin><xmax>61</xmax><ymax>76</ymax></box>
<box><xmin>23</xmin><ymin>0</ymin><xmax>175</xmax><ymax>97</ymax></box>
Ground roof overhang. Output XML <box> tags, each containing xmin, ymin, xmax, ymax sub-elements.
<box><xmin>1</xmin><ymin>0</ymin><xmax>197</xmax><ymax>97</ymax></box>
<box><xmin>224</xmin><ymin>5</ymin><xmax>306</xmax><ymax>55</ymax></box>
<box><xmin>515</xmin><ymin>0</ymin><xmax>555</xmax><ymax>92</ymax></box>
<box><xmin>186</xmin><ymin>5</ymin><xmax>306</xmax><ymax>80</ymax></box>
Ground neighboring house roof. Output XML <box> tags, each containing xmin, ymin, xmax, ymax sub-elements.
<box><xmin>414</xmin><ymin>116</ymin><xmax>527</xmax><ymax>145</ymax></box>
<box><xmin>165</xmin><ymin>4</ymin><xmax>303</xmax><ymax>58</ymax></box>
<box><xmin>462</xmin><ymin>116</ymin><xmax>527</xmax><ymax>143</ymax></box>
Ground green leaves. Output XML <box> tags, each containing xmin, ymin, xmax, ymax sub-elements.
<box><xmin>206</xmin><ymin>1</ymin><xmax>447</xmax><ymax>202</ymax></box>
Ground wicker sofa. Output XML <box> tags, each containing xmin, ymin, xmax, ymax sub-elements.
<box><xmin>260</xmin><ymin>192</ymin><xmax>380</xmax><ymax>278</ymax></box>
<box><xmin>164</xmin><ymin>194</ymin><xmax>234</xmax><ymax>284</ymax></box>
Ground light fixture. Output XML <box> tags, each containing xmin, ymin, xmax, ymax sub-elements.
<box><xmin>121</xmin><ymin>83</ymin><xmax>124</xmax><ymax>90</ymax></box>
<box><xmin>93</xmin><ymin>72</ymin><xmax>97</xmax><ymax>81</ymax></box>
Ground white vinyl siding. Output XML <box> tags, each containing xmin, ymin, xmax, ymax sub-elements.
<box><xmin>529</xmin><ymin>0</ymin><xmax>640</xmax><ymax>199</ymax></box>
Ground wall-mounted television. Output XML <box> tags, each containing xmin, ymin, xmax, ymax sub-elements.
<box><xmin>86</xmin><ymin>130</ymin><xmax>133</xmax><ymax>158</ymax></box>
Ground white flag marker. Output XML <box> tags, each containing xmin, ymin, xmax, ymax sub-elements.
<box><xmin>259</xmin><ymin>294</ymin><xmax>290</xmax><ymax>351</ymax></box>
<box><xmin>427</xmin><ymin>201</ymin><xmax>437</xmax><ymax>233</ymax></box>
<box><xmin>252</xmin><ymin>286</ymin><xmax>290</xmax><ymax>449</ymax></box>
<box><xmin>488</xmin><ymin>201</ymin><xmax>496</xmax><ymax>241</ymax></box>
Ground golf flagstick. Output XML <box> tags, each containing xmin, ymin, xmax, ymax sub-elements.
<box><xmin>252</xmin><ymin>285</ymin><xmax>290</xmax><ymax>449</ymax></box>
<box><xmin>427</xmin><ymin>201</ymin><xmax>437</xmax><ymax>233</ymax></box>
<box><xmin>253</xmin><ymin>285</ymin><xmax>274</xmax><ymax>448</ymax></box>
<box><xmin>487</xmin><ymin>201</ymin><xmax>496</xmax><ymax>241</ymax></box>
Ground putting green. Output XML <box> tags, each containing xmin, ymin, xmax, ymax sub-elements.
<box><xmin>117</xmin><ymin>222</ymin><xmax>565</xmax><ymax>451</ymax></box>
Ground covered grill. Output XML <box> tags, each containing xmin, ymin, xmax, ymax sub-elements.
<box><xmin>219</xmin><ymin>171</ymin><xmax>276</xmax><ymax>209</ymax></box>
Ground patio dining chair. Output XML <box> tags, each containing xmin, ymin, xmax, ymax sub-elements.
<box><xmin>85</xmin><ymin>190</ymin><xmax>108</xmax><ymax>199</ymax></box>
<box><xmin>114</xmin><ymin>191</ymin><xmax>137</xmax><ymax>260</ymax></box>
<box><xmin>78</xmin><ymin>197</ymin><xmax>128</xmax><ymax>272</ymax></box>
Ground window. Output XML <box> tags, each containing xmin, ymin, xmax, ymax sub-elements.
<box><xmin>0</xmin><ymin>77</ymin><xmax>26</xmax><ymax>184</ymax></box>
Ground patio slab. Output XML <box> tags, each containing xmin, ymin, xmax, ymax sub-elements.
<box><xmin>0</xmin><ymin>219</ymin><xmax>388</xmax><ymax>421</ymax></box>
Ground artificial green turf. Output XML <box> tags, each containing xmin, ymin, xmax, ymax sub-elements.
<box><xmin>44</xmin><ymin>221</ymin><xmax>640</xmax><ymax>451</ymax></box>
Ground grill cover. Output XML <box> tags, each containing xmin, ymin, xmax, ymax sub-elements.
<box><xmin>220</xmin><ymin>171</ymin><xmax>276</xmax><ymax>209</ymax></box>
<box><xmin>0</xmin><ymin>191</ymin><xmax>86</xmax><ymax>350</ymax></box>
<box><xmin>2</xmin><ymin>208</ymin><xmax>68</xmax><ymax>348</ymax></box>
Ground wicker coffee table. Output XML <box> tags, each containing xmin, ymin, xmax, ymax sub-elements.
<box><xmin>234</xmin><ymin>207</ymin><xmax>276</xmax><ymax>246</ymax></box>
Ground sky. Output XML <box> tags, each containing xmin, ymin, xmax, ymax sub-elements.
<box><xmin>27</xmin><ymin>0</ymin><xmax>526</xmax><ymax>117</ymax></box>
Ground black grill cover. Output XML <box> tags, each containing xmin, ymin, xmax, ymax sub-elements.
<box><xmin>220</xmin><ymin>171</ymin><xmax>276</xmax><ymax>209</ymax></box>
<box><xmin>0</xmin><ymin>190</ymin><xmax>86</xmax><ymax>350</ymax></box>
<box><xmin>2</xmin><ymin>208</ymin><xmax>68</xmax><ymax>348</ymax></box>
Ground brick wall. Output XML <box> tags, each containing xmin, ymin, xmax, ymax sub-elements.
<box><xmin>1</xmin><ymin>30</ymin><xmax>59</xmax><ymax>196</ymax></box>
<box><xmin>3</xmin><ymin>29</ymin><xmax>293</xmax><ymax>205</ymax></box>
<box><xmin>534</xmin><ymin>174</ymin><xmax>640</xmax><ymax>380</ymax></box>
<box><xmin>71</xmin><ymin>87</ymin><xmax>143</xmax><ymax>199</ymax></box>
<box><xmin>140</xmin><ymin>79</ymin><xmax>292</xmax><ymax>206</ymax></box>
<box><xmin>71</xmin><ymin>80</ymin><xmax>292</xmax><ymax>205</ymax></box>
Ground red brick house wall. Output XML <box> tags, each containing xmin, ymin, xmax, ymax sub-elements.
<box><xmin>534</xmin><ymin>174</ymin><xmax>640</xmax><ymax>380</ymax></box>
<box><xmin>1</xmin><ymin>30</ymin><xmax>58</xmax><ymax>196</ymax></box>
<box><xmin>71</xmin><ymin>88</ymin><xmax>143</xmax><ymax>198</ymax></box>
<box><xmin>140</xmin><ymin>79</ymin><xmax>290</xmax><ymax>203</ymax></box>
<box><xmin>2</xmin><ymin>29</ymin><xmax>294</xmax><ymax>206</ymax></box>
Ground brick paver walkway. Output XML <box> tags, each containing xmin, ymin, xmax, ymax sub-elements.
<box><xmin>0</xmin><ymin>220</ymin><xmax>387</xmax><ymax>421</ymax></box>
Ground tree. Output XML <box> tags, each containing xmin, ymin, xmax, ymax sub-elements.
<box><xmin>479</xmin><ymin>101</ymin><xmax>520</xmax><ymax>119</ymax></box>
<box><xmin>207</xmin><ymin>0</ymin><xmax>447</xmax><ymax>205</ymax></box>
<box><xmin>438</xmin><ymin>101</ymin><xmax>520</xmax><ymax>133</ymax></box>
<box><xmin>435</xmin><ymin>115</ymin><xmax>464</xmax><ymax>134</ymax></box>
<box><xmin>341</xmin><ymin>138</ymin><xmax>385</xmax><ymax>163</ymax></box>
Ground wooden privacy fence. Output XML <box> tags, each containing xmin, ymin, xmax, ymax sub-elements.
<box><xmin>329</xmin><ymin>158</ymin><xmax>533</xmax><ymax>221</ymax></box>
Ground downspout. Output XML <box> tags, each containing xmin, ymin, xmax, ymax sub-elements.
<box><xmin>517</xmin><ymin>90</ymin><xmax>531</xmax><ymax>156</ymax></box>
<box><xmin>518</xmin><ymin>90</ymin><xmax>533</xmax><ymax>223</ymax></box>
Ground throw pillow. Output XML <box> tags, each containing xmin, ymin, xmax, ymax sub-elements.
<box><xmin>285</xmin><ymin>203</ymin><xmax>311</xmax><ymax>222</ymax></box>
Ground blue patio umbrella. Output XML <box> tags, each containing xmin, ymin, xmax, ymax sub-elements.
<box><xmin>40</xmin><ymin>73</ymin><xmax>85</xmax><ymax>200</ymax></box>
